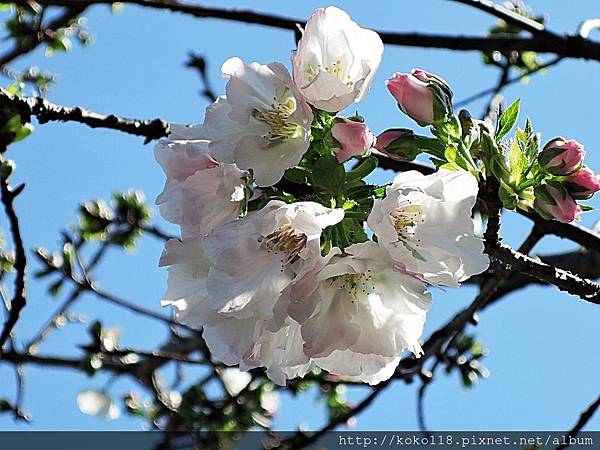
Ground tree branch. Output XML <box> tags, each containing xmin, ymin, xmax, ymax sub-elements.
<box><xmin>0</xmin><ymin>5</ymin><xmax>88</xmax><ymax>68</ymax></box>
<box><xmin>15</xmin><ymin>0</ymin><xmax>600</xmax><ymax>62</ymax></box>
<box><xmin>0</xmin><ymin>88</ymin><xmax>170</xmax><ymax>143</ymax></box>
<box><xmin>467</xmin><ymin>249</ymin><xmax>600</xmax><ymax>300</ymax></box>
<box><xmin>0</xmin><ymin>155</ymin><xmax>27</xmax><ymax>353</ymax></box>
<box><xmin>556</xmin><ymin>394</ymin><xmax>600</xmax><ymax>450</ymax></box>
<box><xmin>449</xmin><ymin>0</ymin><xmax>546</xmax><ymax>35</ymax></box>
<box><xmin>454</xmin><ymin>57</ymin><xmax>563</xmax><ymax>109</ymax></box>
<box><xmin>486</xmin><ymin>243</ymin><xmax>600</xmax><ymax>304</ymax></box>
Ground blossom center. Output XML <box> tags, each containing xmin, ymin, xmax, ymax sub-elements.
<box><xmin>252</xmin><ymin>90</ymin><xmax>302</xmax><ymax>142</ymax></box>
<box><xmin>390</xmin><ymin>203</ymin><xmax>424</xmax><ymax>243</ymax></box>
<box><xmin>306</xmin><ymin>59</ymin><xmax>354</xmax><ymax>87</ymax></box>
<box><xmin>331</xmin><ymin>271</ymin><xmax>375</xmax><ymax>301</ymax></box>
<box><xmin>260</xmin><ymin>224</ymin><xmax>307</xmax><ymax>265</ymax></box>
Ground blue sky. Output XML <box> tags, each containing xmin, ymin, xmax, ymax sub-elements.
<box><xmin>0</xmin><ymin>0</ymin><xmax>598</xmax><ymax>431</ymax></box>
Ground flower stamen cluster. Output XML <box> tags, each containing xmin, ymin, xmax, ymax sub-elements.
<box><xmin>260</xmin><ymin>224</ymin><xmax>308</xmax><ymax>266</ymax></box>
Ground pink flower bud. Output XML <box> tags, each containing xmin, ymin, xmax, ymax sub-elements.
<box><xmin>538</xmin><ymin>138</ymin><xmax>585</xmax><ymax>176</ymax></box>
<box><xmin>331</xmin><ymin>119</ymin><xmax>375</xmax><ymax>163</ymax></box>
<box><xmin>534</xmin><ymin>182</ymin><xmax>581</xmax><ymax>223</ymax></box>
<box><xmin>374</xmin><ymin>128</ymin><xmax>422</xmax><ymax>161</ymax></box>
<box><xmin>375</xmin><ymin>129</ymin><xmax>412</xmax><ymax>152</ymax></box>
<box><xmin>385</xmin><ymin>69</ymin><xmax>452</xmax><ymax>126</ymax></box>
<box><xmin>564</xmin><ymin>166</ymin><xmax>600</xmax><ymax>199</ymax></box>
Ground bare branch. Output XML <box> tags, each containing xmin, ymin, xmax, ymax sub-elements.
<box><xmin>449</xmin><ymin>0</ymin><xmax>546</xmax><ymax>34</ymax></box>
<box><xmin>0</xmin><ymin>154</ymin><xmax>27</xmax><ymax>353</ymax></box>
<box><xmin>454</xmin><ymin>57</ymin><xmax>563</xmax><ymax>109</ymax></box>
<box><xmin>14</xmin><ymin>0</ymin><xmax>600</xmax><ymax>61</ymax></box>
<box><xmin>486</xmin><ymin>243</ymin><xmax>600</xmax><ymax>304</ymax></box>
<box><xmin>284</xmin><ymin>378</ymin><xmax>393</xmax><ymax>448</ymax></box>
<box><xmin>0</xmin><ymin>5</ymin><xmax>88</xmax><ymax>68</ymax></box>
<box><xmin>556</xmin><ymin>394</ymin><xmax>600</xmax><ymax>450</ymax></box>
<box><xmin>0</xmin><ymin>88</ymin><xmax>170</xmax><ymax>143</ymax></box>
<box><xmin>467</xmin><ymin>249</ymin><xmax>600</xmax><ymax>300</ymax></box>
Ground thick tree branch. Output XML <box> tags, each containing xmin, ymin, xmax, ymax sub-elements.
<box><xmin>15</xmin><ymin>0</ymin><xmax>600</xmax><ymax>62</ymax></box>
<box><xmin>486</xmin><ymin>243</ymin><xmax>600</xmax><ymax>304</ymax></box>
<box><xmin>467</xmin><ymin>249</ymin><xmax>600</xmax><ymax>300</ymax></box>
<box><xmin>0</xmin><ymin>88</ymin><xmax>170</xmax><ymax>143</ymax></box>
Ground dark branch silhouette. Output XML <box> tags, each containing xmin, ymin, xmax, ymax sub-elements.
<box><xmin>9</xmin><ymin>0</ymin><xmax>600</xmax><ymax>62</ymax></box>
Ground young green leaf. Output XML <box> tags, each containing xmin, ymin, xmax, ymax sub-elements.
<box><xmin>310</xmin><ymin>156</ymin><xmax>345</xmax><ymax>196</ymax></box>
<box><xmin>508</xmin><ymin>139</ymin><xmax>527</xmax><ymax>186</ymax></box>
<box><xmin>345</xmin><ymin>156</ymin><xmax>377</xmax><ymax>182</ymax></box>
<box><xmin>496</xmin><ymin>99</ymin><xmax>520</xmax><ymax>142</ymax></box>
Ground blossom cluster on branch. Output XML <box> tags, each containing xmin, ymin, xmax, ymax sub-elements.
<box><xmin>154</xmin><ymin>6</ymin><xmax>600</xmax><ymax>386</ymax></box>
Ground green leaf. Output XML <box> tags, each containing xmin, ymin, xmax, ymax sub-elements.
<box><xmin>433</xmin><ymin>116</ymin><xmax>461</xmax><ymax>143</ymax></box>
<box><xmin>508</xmin><ymin>139</ymin><xmax>527</xmax><ymax>186</ymax></box>
<box><xmin>283</xmin><ymin>167</ymin><xmax>310</xmax><ymax>185</ymax></box>
<box><xmin>0</xmin><ymin>114</ymin><xmax>33</xmax><ymax>143</ymax></box>
<box><xmin>444</xmin><ymin>144</ymin><xmax>468</xmax><ymax>171</ymax></box>
<box><xmin>524</xmin><ymin>118</ymin><xmax>539</xmax><ymax>162</ymax></box>
<box><xmin>340</xmin><ymin>218</ymin><xmax>368</xmax><ymax>244</ymax></box>
<box><xmin>46</xmin><ymin>33</ymin><xmax>72</xmax><ymax>56</ymax></box>
<box><xmin>345</xmin><ymin>156</ymin><xmax>377</xmax><ymax>182</ymax></box>
<box><xmin>579</xmin><ymin>204</ymin><xmax>596</xmax><ymax>212</ymax></box>
<box><xmin>499</xmin><ymin>180</ymin><xmax>519</xmax><ymax>210</ymax></box>
<box><xmin>310</xmin><ymin>156</ymin><xmax>345</xmax><ymax>196</ymax></box>
<box><xmin>496</xmin><ymin>99</ymin><xmax>520</xmax><ymax>142</ymax></box>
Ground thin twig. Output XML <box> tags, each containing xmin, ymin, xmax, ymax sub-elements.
<box><xmin>556</xmin><ymin>394</ymin><xmax>600</xmax><ymax>450</ymax></box>
<box><xmin>449</xmin><ymin>0</ymin><xmax>547</xmax><ymax>35</ymax></box>
<box><xmin>283</xmin><ymin>378</ymin><xmax>393</xmax><ymax>449</ymax></box>
<box><xmin>0</xmin><ymin>154</ymin><xmax>27</xmax><ymax>353</ymax></box>
<box><xmin>26</xmin><ymin>241</ymin><xmax>109</xmax><ymax>352</ymax></box>
<box><xmin>454</xmin><ymin>57</ymin><xmax>563</xmax><ymax>108</ymax></box>
<box><xmin>0</xmin><ymin>5</ymin><xmax>88</xmax><ymax>67</ymax></box>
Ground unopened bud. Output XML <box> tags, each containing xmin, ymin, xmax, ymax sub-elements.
<box><xmin>385</xmin><ymin>69</ymin><xmax>453</xmax><ymax>126</ymax></box>
<box><xmin>374</xmin><ymin>128</ymin><xmax>435</xmax><ymax>161</ymax></box>
<box><xmin>538</xmin><ymin>138</ymin><xmax>585</xmax><ymax>176</ymax></box>
<box><xmin>331</xmin><ymin>118</ymin><xmax>375</xmax><ymax>163</ymax></box>
<box><xmin>563</xmin><ymin>166</ymin><xmax>600</xmax><ymax>199</ymax></box>
<box><xmin>534</xmin><ymin>182</ymin><xmax>581</xmax><ymax>223</ymax></box>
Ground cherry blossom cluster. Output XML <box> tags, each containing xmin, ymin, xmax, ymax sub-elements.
<box><xmin>154</xmin><ymin>6</ymin><xmax>597</xmax><ymax>385</ymax></box>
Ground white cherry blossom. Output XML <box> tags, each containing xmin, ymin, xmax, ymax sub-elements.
<box><xmin>197</xmin><ymin>57</ymin><xmax>313</xmax><ymax>187</ymax></box>
<box><xmin>283</xmin><ymin>241</ymin><xmax>431</xmax><ymax>384</ymax></box>
<box><xmin>203</xmin><ymin>200</ymin><xmax>344</xmax><ymax>320</ymax></box>
<box><xmin>159</xmin><ymin>201</ymin><xmax>343</xmax><ymax>385</ymax></box>
<box><xmin>77</xmin><ymin>390</ymin><xmax>120</xmax><ymax>420</ymax></box>
<box><xmin>154</xmin><ymin>138</ymin><xmax>246</xmax><ymax>238</ymax></box>
<box><xmin>292</xmin><ymin>6</ymin><xmax>383</xmax><ymax>112</ymax></box>
<box><xmin>367</xmin><ymin>169</ymin><xmax>489</xmax><ymax>287</ymax></box>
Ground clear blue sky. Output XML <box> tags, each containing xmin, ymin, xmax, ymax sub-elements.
<box><xmin>0</xmin><ymin>0</ymin><xmax>598</xmax><ymax>431</ymax></box>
